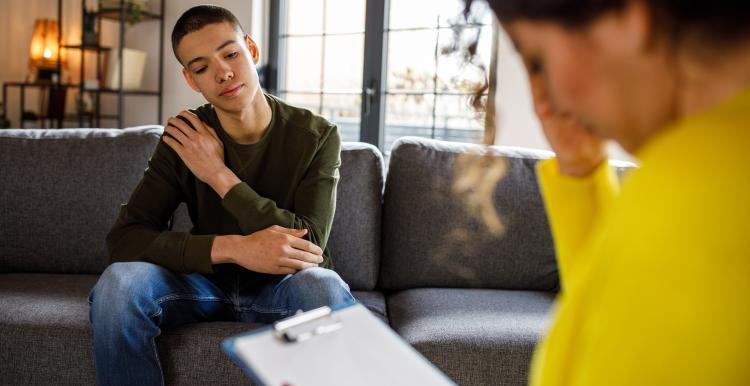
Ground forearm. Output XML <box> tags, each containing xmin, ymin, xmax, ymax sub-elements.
<box><xmin>207</xmin><ymin>166</ymin><xmax>242</xmax><ymax>199</ymax></box>
<box><xmin>210</xmin><ymin>235</ymin><xmax>239</xmax><ymax>265</ymax></box>
<box><xmin>537</xmin><ymin>158</ymin><xmax>619</xmax><ymax>288</ymax></box>
<box><xmin>107</xmin><ymin>219</ymin><xmax>215</xmax><ymax>273</ymax></box>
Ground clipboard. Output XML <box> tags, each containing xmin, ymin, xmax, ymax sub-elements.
<box><xmin>223</xmin><ymin>302</ymin><xmax>456</xmax><ymax>386</ymax></box>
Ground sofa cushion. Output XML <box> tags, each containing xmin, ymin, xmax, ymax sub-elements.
<box><xmin>0</xmin><ymin>273</ymin><xmax>99</xmax><ymax>385</ymax></box>
<box><xmin>380</xmin><ymin>137</ymin><xmax>559</xmax><ymax>291</ymax></box>
<box><xmin>0</xmin><ymin>273</ymin><xmax>386</xmax><ymax>385</ymax></box>
<box><xmin>387</xmin><ymin>288</ymin><xmax>556</xmax><ymax>386</ymax></box>
<box><xmin>327</xmin><ymin>142</ymin><xmax>384</xmax><ymax>291</ymax></box>
<box><xmin>172</xmin><ymin>142</ymin><xmax>384</xmax><ymax>291</ymax></box>
<box><xmin>0</xmin><ymin>127</ymin><xmax>162</xmax><ymax>274</ymax></box>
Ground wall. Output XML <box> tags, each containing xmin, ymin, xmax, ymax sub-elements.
<box><xmin>0</xmin><ymin>0</ymin><xmax>255</xmax><ymax>128</ymax></box>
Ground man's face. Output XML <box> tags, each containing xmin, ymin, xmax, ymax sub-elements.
<box><xmin>176</xmin><ymin>22</ymin><xmax>261</xmax><ymax>113</ymax></box>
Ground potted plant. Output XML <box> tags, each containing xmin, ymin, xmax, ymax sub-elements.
<box><xmin>98</xmin><ymin>0</ymin><xmax>150</xmax><ymax>25</ymax></box>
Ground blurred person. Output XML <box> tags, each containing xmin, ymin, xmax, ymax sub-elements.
<box><xmin>465</xmin><ymin>0</ymin><xmax>750</xmax><ymax>384</ymax></box>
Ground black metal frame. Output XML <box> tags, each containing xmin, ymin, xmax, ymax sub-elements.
<box><xmin>360</xmin><ymin>0</ymin><xmax>388</xmax><ymax>149</ymax></box>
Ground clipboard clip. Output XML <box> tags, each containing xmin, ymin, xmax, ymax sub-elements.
<box><xmin>273</xmin><ymin>306</ymin><xmax>343</xmax><ymax>343</ymax></box>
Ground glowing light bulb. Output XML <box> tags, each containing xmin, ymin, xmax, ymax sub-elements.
<box><xmin>43</xmin><ymin>48</ymin><xmax>52</xmax><ymax>58</ymax></box>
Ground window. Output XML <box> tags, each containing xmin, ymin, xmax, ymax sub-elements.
<box><xmin>268</xmin><ymin>0</ymin><xmax>496</xmax><ymax>154</ymax></box>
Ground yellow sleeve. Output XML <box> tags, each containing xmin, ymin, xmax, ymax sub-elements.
<box><xmin>536</xmin><ymin>158</ymin><xmax>620</xmax><ymax>290</ymax></box>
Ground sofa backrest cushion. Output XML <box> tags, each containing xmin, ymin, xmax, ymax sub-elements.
<box><xmin>0</xmin><ymin>127</ymin><xmax>162</xmax><ymax>274</ymax></box>
<box><xmin>171</xmin><ymin>142</ymin><xmax>385</xmax><ymax>291</ymax></box>
<box><xmin>328</xmin><ymin>143</ymin><xmax>384</xmax><ymax>290</ymax></box>
<box><xmin>380</xmin><ymin>137</ymin><xmax>560</xmax><ymax>291</ymax></box>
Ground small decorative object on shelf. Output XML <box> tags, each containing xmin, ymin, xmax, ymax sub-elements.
<box><xmin>82</xmin><ymin>8</ymin><xmax>98</xmax><ymax>46</ymax></box>
<box><xmin>105</xmin><ymin>48</ymin><xmax>147</xmax><ymax>90</ymax></box>
<box><xmin>99</xmin><ymin>0</ymin><xmax>151</xmax><ymax>25</ymax></box>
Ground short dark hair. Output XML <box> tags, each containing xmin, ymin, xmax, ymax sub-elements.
<box><xmin>171</xmin><ymin>5</ymin><xmax>245</xmax><ymax>65</ymax></box>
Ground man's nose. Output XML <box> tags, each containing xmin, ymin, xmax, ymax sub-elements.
<box><xmin>216</xmin><ymin>63</ymin><xmax>233</xmax><ymax>83</ymax></box>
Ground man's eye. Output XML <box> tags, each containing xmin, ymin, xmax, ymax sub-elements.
<box><xmin>226</xmin><ymin>52</ymin><xmax>239</xmax><ymax>59</ymax></box>
<box><xmin>195</xmin><ymin>67</ymin><xmax>206</xmax><ymax>74</ymax></box>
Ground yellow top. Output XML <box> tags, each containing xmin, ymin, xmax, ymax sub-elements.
<box><xmin>531</xmin><ymin>87</ymin><xmax>750</xmax><ymax>386</ymax></box>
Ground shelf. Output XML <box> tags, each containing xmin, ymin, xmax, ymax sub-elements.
<box><xmin>94</xmin><ymin>88</ymin><xmax>160</xmax><ymax>96</ymax></box>
<box><xmin>4</xmin><ymin>82</ymin><xmax>77</xmax><ymax>88</ymax></box>
<box><xmin>4</xmin><ymin>83</ymin><xmax>159</xmax><ymax>96</ymax></box>
<box><xmin>64</xmin><ymin>113</ymin><xmax>121</xmax><ymax>120</ymax></box>
<box><xmin>5</xmin><ymin>0</ymin><xmax>165</xmax><ymax>129</ymax></box>
<box><xmin>97</xmin><ymin>8</ymin><xmax>162</xmax><ymax>22</ymax></box>
<box><xmin>62</xmin><ymin>44</ymin><xmax>112</xmax><ymax>52</ymax></box>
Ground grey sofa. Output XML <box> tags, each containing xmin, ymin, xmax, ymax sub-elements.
<box><xmin>0</xmin><ymin>127</ymin><xmax>560</xmax><ymax>386</ymax></box>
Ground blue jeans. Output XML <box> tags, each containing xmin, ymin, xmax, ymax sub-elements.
<box><xmin>88</xmin><ymin>262</ymin><xmax>355</xmax><ymax>386</ymax></box>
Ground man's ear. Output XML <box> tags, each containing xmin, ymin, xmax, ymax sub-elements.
<box><xmin>244</xmin><ymin>34</ymin><xmax>260</xmax><ymax>64</ymax></box>
<box><xmin>181</xmin><ymin>67</ymin><xmax>201</xmax><ymax>93</ymax></box>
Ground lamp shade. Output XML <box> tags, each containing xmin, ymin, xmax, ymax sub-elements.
<box><xmin>29</xmin><ymin>19</ymin><xmax>65</xmax><ymax>70</ymax></box>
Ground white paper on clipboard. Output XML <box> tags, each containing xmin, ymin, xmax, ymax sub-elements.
<box><xmin>223</xmin><ymin>303</ymin><xmax>456</xmax><ymax>386</ymax></box>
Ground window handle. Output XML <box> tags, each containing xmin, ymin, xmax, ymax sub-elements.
<box><xmin>363</xmin><ymin>80</ymin><xmax>376</xmax><ymax>117</ymax></box>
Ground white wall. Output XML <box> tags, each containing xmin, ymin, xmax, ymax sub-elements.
<box><xmin>0</xmin><ymin>0</ymin><xmax>254</xmax><ymax>128</ymax></box>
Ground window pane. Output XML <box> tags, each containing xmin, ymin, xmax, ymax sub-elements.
<box><xmin>389</xmin><ymin>0</ymin><xmax>491</xmax><ymax>30</ymax></box>
<box><xmin>323</xmin><ymin>34</ymin><xmax>364</xmax><ymax>92</ymax></box>
<box><xmin>321</xmin><ymin>93</ymin><xmax>361</xmax><ymax>142</ymax></box>
<box><xmin>325</xmin><ymin>0</ymin><xmax>365</xmax><ymax>34</ymax></box>
<box><xmin>386</xmin><ymin>30</ymin><xmax>438</xmax><ymax>93</ymax></box>
<box><xmin>436</xmin><ymin>25</ymin><xmax>493</xmax><ymax>93</ymax></box>
<box><xmin>284</xmin><ymin>92</ymin><xmax>322</xmax><ymax>114</ymax></box>
<box><xmin>433</xmin><ymin>94</ymin><xmax>485</xmax><ymax>143</ymax></box>
<box><xmin>285</xmin><ymin>36</ymin><xmax>323</xmax><ymax>92</ymax></box>
<box><xmin>287</xmin><ymin>0</ymin><xmax>324</xmax><ymax>35</ymax></box>
<box><xmin>384</xmin><ymin>93</ymin><xmax>435</xmax><ymax>153</ymax></box>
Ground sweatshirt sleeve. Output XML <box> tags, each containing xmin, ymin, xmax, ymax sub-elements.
<box><xmin>537</xmin><ymin>158</ymin><xmax>619</xmax><ymax>291</ymax></box>
<box><xmin>220</xmin><ymin>125</ymin><xmax>341</xmax><ymax>258</ymax></box>
<box><xmin>105</xmin><ymin>138</ymin><xmax>216</xmax><ymax>273</ymax></box>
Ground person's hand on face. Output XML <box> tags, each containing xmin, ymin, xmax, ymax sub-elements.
<box><xmin>530</xmin><ymin>72</ymin><xmax>607</xmax><ymax>178</ymax></box>
<box><xmin>162</xmin><ymin>110</ymin><xmax>227</xmax><ymax>184</ymax></box>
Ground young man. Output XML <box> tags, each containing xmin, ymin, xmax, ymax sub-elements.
<box><xmin>88</xmin><ymin>5</ymin><xmax>355</xmax><ymax>385</ymax></box>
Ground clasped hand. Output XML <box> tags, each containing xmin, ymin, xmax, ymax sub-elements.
<box><xmin>215</xmin><ymin>226</ymin><xmax>325</xmax><ymax>275</ymax></box>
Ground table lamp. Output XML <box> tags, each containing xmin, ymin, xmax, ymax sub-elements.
<box><xmin>28</xmin><ymin>19</ymin><xmax>66</xmax><ymax>82</ymax></box>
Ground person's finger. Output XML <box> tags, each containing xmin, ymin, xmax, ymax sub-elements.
<box><xmin>178</xmin><ymin>111</ymin><xmax>206</xmax><ymax>135</ymax></box>
<box><xmin>203</xmin><ymin>124</ymin><xmax>221</xmax><ymax>142</ymax></box>
<box><xmin>529</xmin><ymin>75</ymin><xmax>552</xmax><ymax>118</ymax></box>
<box><xmin>289</xmin><ymin>236</ymin><xmax>323</xmax><ymax>256</ymax></box>
<box><xmin>279</xmin><ymin>257</ymin><xmax>317</xmax><ymax>271</ymax></box>
<box><xmin>286</xmin><ymin>247</ymin><xmax>324</xmax><ymax>264</ymax></box>
<box><xmin>272</xmin><ymin>226</ymin><xmax>308</xmax><ymax>236</ymax></box>
<box><xmin>164</xmin><ymin>123</ymin><xmax>190</xmax><ymax>146</ymax></box>
<box><xmin>162</xmin><ymin>135</ymin><xmax>186</xmax><ymax>158</ymax></box>
<box><xmin>180</xmin><ymin>111</ymin><xmax>221</xmax><ymax>142</ymax></box>
<box><xmin>275</xmin><ymin>266</ymin><xmax>297</xmax><ymax>275</ymax></box>
<box><xmin>167</xmin><ymin>116</ymin><xmax>196</xmax><ymax>141</ymax></box>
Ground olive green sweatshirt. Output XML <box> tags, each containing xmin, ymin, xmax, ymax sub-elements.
<box><xmin>105</xmin><ymin>93</ymin><xmax>340</xmax><ymax>273</ymax></box>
